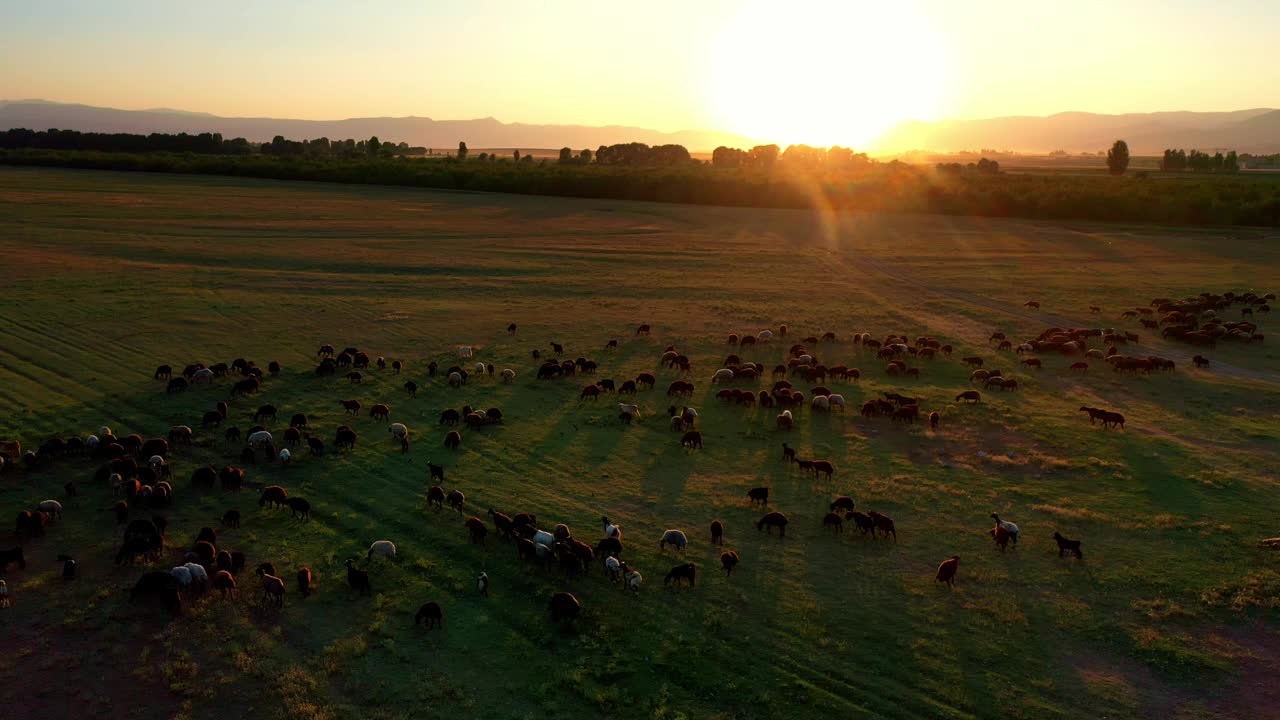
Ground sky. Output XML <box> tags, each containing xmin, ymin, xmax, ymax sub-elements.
<box><xmin>2</xmin><ymin>0</ymin><xmax>1278</xmax><ymax>149</ymax></box>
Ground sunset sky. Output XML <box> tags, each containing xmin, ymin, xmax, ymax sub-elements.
<box><xmin>2</xmin><ymin>0</ymin><xmax>1277</xmax><ymax>149</ymax></box>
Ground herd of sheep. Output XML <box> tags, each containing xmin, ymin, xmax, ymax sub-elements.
<box><xmin>0</xmin><ymin>289</ymin><xmax>1269</xmax><ymax>629</ymax></box>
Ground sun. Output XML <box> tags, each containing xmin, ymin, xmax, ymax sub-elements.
<box><xmin>705</xmin><ymin>0</ymin><xmax>951</xmax><ymax>151</ymax></box>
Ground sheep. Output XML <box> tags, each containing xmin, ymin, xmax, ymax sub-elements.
<box><xmin>604</xmin><ymin>555</ymin><xmax>622</xmax><ymax>581</ymax></box>
<box><xmin>660</xmin><ymin>529</ymin><xmax>688</xmax><ymax>552</ymax></box>
<box><xmin>720</xmin><ymin>550</ymin><xmax>740</xmax><ymax>576</ymax></box>
<box><xmin>1053</xmin><ymin>532</ymin><xmax>1083</xmax><ymax>558</ymax></box>
<box><xmin>810</xmin><ymin>460</ymin><xmax>834</xmax><ymax>480</ymax></box>
<box><xmin>259</xmin><ymin>485</ymin><xmax>288</xmax><ymax>508</ymax></box>
<box><xmin>296</xmin><ymin>566</ymin><xmax>313</xmax><ymax>598</ymax></box>
<box><xmin>367</xmin><ymin>540</ymin><xmax>397</xmax><ymax>561</ymax></box>
<box><xmin>444</xmin><ymin>431</ymin><xmax>462</xmax><ymax>450</ymax></box>
<box><xmin>776</xmin><ymin>410</ymin><xmax>794</xmax><ymax>431</ymax></box>
<box><xmin>936</xmin><ymin>555</ymin><xmax>960</xmax><ymax>588</ymax></box>
<box><xmin>990</xmin><ymin>513</ymin><xmax>1019</xmax><ymax>544</ymax></box>
<box><xmin>549</xmin><ymin>592</ymin><xmax>581</xmax><ymax>623</ymax></box>
<box><xmin>664</xmin><ymin>562</ymin><xmax>697</xmax><ymax>588</ymax></box>
<box><xmin>287</xmin><ymin>497</ymin><xmax>310</xmax><ymax>520</ymax></box>
<box><xmin>868</xmin><ymin>511</ymin><xmax>897</xmax><ymax>540</ymax></box>
<box><xmin>345</xmin><ymin>559</ymin><xmax>372</xmax><ymax>595</ymax></box>
<box><xmin>389</xmin><ymin>423</ymin><xmax>409</xmax><ymax>441</ymax></box>
<box><xmin>171</xmin><ymin>565</ymin><xmax>193</xmax><ymax>589</ymax></box>
<box><xmin>747</xmin><ymin>487</ymin><xmax>769</xmax><ymax>506</ymax></box>
<box><xmin>823</xmin><ymin>512</ymin><xmax>844</xmax><ymax>533</ymax></box>
<box><xmin>212</xmin><ymin>569</ymin><xmax>238</xmax><ymax>598</ymax></box>
<box><xmin>38</xmin><ymin>499</ymin><xmax>63</xmax><ymax>519</ymax></box>
<box><xmin>680</xmin><ymin>431</ymin><xmax>703</xmax><ymax>449</ymax></box>
<box><xmin>709</xmin><ymin>519</ymin><xmax>724</xmax><ymax>545</ymax></box>
<box><xmin>447</xmin><ymin>489</ymin><xmax>466</xmax><ymax>514</ymax></box>
<box><xmin>247</xmin><ymin>430</ymin><xmax>273</xmax><ymax>449</ymax></box>
<box><xmin>990</xmin><ymin>525</ymin><xmax>1011</xmax><ymax>551</ymax></box>
<box><xmin>830</xmin><ymin>496</ymin><xmax>855</xmax><ymax>512</ymax></box>
<box><xmin>756</xmin><ymin>511</ymin><xmax>789</xmax><ymax>536</ymax></box>
<box><xmin>712</xmin><ymin>368</ymin><xmax>735</xmax><ymax>384</ymax></box>
<box><xmin>257</xmin><ymin>568</ymin><xmax>286</xmax><ymax>608</ymax></box>
<box><xmin>622</xmin><ymin>564</ymin><xmax>643</xmax><ymax>594</ymax></box>
<box><xmin>58</xmin><ymin>554</ymin><xmax>77</xmax><ymax>579</ymax></box>
<box><xmin>601</xmin><ymin>516</ymin><xmax>622</xmax><ymax>539</ymax></box>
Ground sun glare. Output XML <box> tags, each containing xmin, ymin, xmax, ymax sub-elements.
<box><xmin>706</xmin><ymin>0</ymin><xmax>951</xmax><ymax>151</ymax></box>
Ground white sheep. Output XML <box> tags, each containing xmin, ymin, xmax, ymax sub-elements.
<box><xmin>531</xmin><ymin>529</ymin><xmax>555</xmax><ymax>547</ymax></box>
<box><xmin>757</xmin><ymin>330</ymin><xmax>774</xmax><ymax>342</ymax></box>
<box><xmin>171</xmin><ymin>566</ymin><xmax>193</xmax><ymax>588</ymax></box>
<box><xmin>38</xmin><ymin>500</ymin><xmax>63</xmax><ymax>519</ymax></box>
<box><xmin>618</xmin><ymin>403</ymin><xmax>640</xmax><ymax>417</ymax></box>
<box><xmin>247</xmin><ymin>430</ymin><xmax>273</xmax><ymax>448</ymax></box>
<box><xmin>660</xmin><ymin>529</ymin><xmax>688</xmax><ymax>552</ymax></box>
<box><xmin>183</xmin><ymin>562</ymin><xmax>208</xmax><ymax>587</ymax></box>
<box><xmin>712</xmin><ymin>368</ymin><xmax>734</xmax><ymax>383</ymax></box>
<box><xmin>812</xmin><ymin>395</ymin><xmax>830</xmax><ymax>411</ymax></box>
<box><xmin>278</xmin><ymin>448</ymin><xmax>291</xmax><ymax>464</ymax></box>
<box><xmin>828</xmin><ymin>394</ymin><xmax>846</xmax><ymax>411</ymax></box>
<box><xmin>389</xmin><ymin>423</ymin><xmax>409</xmax><ymax>438</ymax></box>
<box><xmin>624</xmin><ymin>566</ymin><xmax>643</xmax><ymax>594</ymax></box>
<box><xmin>448</xmin><ymin>372</ymin><xmax>463</xmax><ymax>387</ymax></box>
<box><xmin>192</xmin><ymin>367</ymin><xmax>215</xmax><ymax>384</ymax></box>
<box><xmin>797</xmin><ymin>354</ymin><xmax>813</xmax><ymax>365</ymax></box>
<box><xmin>605</xmin><ymin>556</ymin><xmax>622</xmax><ymax>581</ymax></box>
<box><xmin>86</xmin><ymin>435</ymin><xmax>100</xmax><ymax>449</ymax></box>
<box><xmin>99</xmin><ymin>426</ymin><xmax>112</xmax><ymax>437</ymax></box>
<box><xmin>474</xmin><ymin>362</ymin><xmax>486</xmax><ymax>375</ymax></box>
<box><xmin>681</xmin><ymin>407</ymin><xmax>697</xmax><ymax>424</ymax></box>
<box><xmin>109</xmin><ymin>473</ymin><xmax>124</xmax><ymax>496</ymax></box>
<box><xmin>149</xmin><ymin>455</ymin><xmax>165</xmax><ymax>468</ymax></box>
<box><xmin>457</xmin><ymin>346</ymin><xmax>473</xmax><ymax>358</ymax></box>
<box><xmin>501</xmin><ymin>368</ymin><xmax>516</xmax><ymax>383</ymax></box>
<box><xmin>367</xmin><ymin>540</ymin><xmax>397</xmax><ymax>561</ymax></box>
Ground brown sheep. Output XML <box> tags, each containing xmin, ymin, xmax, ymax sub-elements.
<box><xmin>822</xmin><ymin>512</ymin><xmax>844</xmax><ymax>533</ymax></box>
<box><xmin>955</xmin><ymin>390</ymin><xmax>981</xmax><ymax>403</ymax></box>
<box><xmin>935</xmin><ymin>556</ymin><xmax>959</xmax><ymax>588</ymax></box>
<box><xmin>444</xmin><ymin>431</ymin><xmax>462</xmax><ymax>450</ymax></box>
<box><xmin>415</xmin><ymin>601</ymin><xmax>444</xmax><ymax>630</ymax></box>
<box><xmin>720</xmin><ymin>550</ymin><xmax>740</xmax><ymax>576</ymax></box>
<box><xmin>680</xmin><ymin>431</ymin><xmax>703</xmax><ymax>449</ymax></box>
<box><xmin>710</xmin><ymin>520</ymin><xmax>723</xmax><ymax>545</ymax></box>
<box><xmin>756</xmin><ymin>511</ymin><xmax>788</xmax><ymax>536</ymax></box>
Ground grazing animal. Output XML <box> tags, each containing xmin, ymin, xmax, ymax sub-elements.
<box><xmin>622</xmin><ymin>564</ymin><xmax>643</xmax><ymax>593</ymax></box>
<box><xmin>810</xmin><ymin>460</ymin><xmax>834</xmax><ymax>480</ymax></box>
<box><xmin>991</xmin><ymin>513</ymin><xmax>1020</xmax><ymax>544</ymax></box>
<box><xmin>257</xmin><ymin>568</ymin><xmax>286</xmax><ymax>608</ymax></box>
<box><xmin>990</xmin><ymin>525</ymin><xmax>1011</xmax><ymax>551</ymax></box>
<box><xmin>344</xmin><ymin>559</ymin><xmax>372</xmax><ymax>596</ymax></box>
<box><xmin>935</xmin><ymin>556</ymin><xmax>960</xmax><ymax>588</ymax></box>
<box><xmin>830</xmin><ymin>496</ymin><xmax>855</xmax><ymax>512</ymax></box>
<box><xmin>868</xmin><ymin>511</ymin><xmax>896</xmax><ymax>540</ymax></box>
<box><xmin>549</xmin><ymin>591</ymin><xmax>581</xmax><ymax>622</ymax></box>
<box><xmin>756</xmin><ymin>511</ymin><xmax>789</xmax><ymax>536</ymax></box>
<box><xmin>1053</xmin><ymin>532</ymin><xmax>1083</xmax><ymax>558</ymax></box>
<box><xmin>258</xmin><ymin>485</ymin><xmax>288</xmax><ymax>508</ymax></box>
<box><xmin>1193</xmin><ymin>355</ymin><xmax>1210</xmax><ymax>368</ymax></box>
<box><xmin>720</xmin><ymin>551</ymin><xmax>740</xmax><ymax>576</ymax></box>
<box><xmin>367</xmin><ymin>540</ymin><xmax>397</xmax><ymax>561</ymax></box>
<box><xmin>296</xmin><ymin>566</ymin><xmax>313</xmax><ymax>597</ymax></box>
<box><xmin>415</xmin><ymin>601</ymin><xmax>444</xmax><ymax>630</ymax></box>
<box><xmin>929</xmin><ymin>411</ymin><xmax>940</xmax><ymax>429</ymax></box>
<box><xmin>747</xmin><ymin>487</ymin><xmax>769</xmax><ymax>506</ymax></box>
<box><xmin>477</xmin><ymin>572</ymin><xmax>489</xmax><ymax>597</ymax></box>
<box><xmin>286</xmin><ymin>497</ymin><xmax>311</xmax><ymax>520</ymax></box>
<box><xmin>221</xmin><ymin>509</ymin><xmax>241</xmax><ymax>528</ymax></box>
<box><xmin>444</xmin><ymin>431</ymin><xmax>462</xmax><ymax>450</ymax></box>
<box><xmin>710</xmin><ymin>519</ymin><xmax>723</xmax><ymax>545</ymax></box>
<box><xmin>211</xmin><ymin>569</ymin><xmax>238</xmax><ymax>598</ymax></box>
<box><xmin>823</xmin><ymin>512</ymin><xmax>844</xmax><ymax>533</ymax></box>
<box><xmin>664</xmin><ymin>563</ymin><xmax>697</xmax><ymax>588</ymax></box>
<box><xmin>680</xmin><ymin>431</ymin><xmax>703</xmax><ymax>449</ymax></box>
<box><xmin>660</xmin><ymin>529</ymin><xmax>688</xmax><ymax>552</ymax></box>
<box><xmin>448</xmin><ymin>489</ymin><xmax>466</xmax><ymax>514</ymax></box>
<box><xmin>955</xmin><ymin>390</ymin><xmax>981</xmax><ymax>403</ymax></box>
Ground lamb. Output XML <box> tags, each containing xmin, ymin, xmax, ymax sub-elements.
<box><xmin>1053</xmin><ymin>532</ymin><xmax>1083</xmax><ymax>558</ymax></box>
<box><xmin>664</xmin><ymin>563</ymin><xmax>697</xmax><ymax>588</ymax></box>
<box><xmin>367</xmin><ymin>540</ymin><xmax>397</xmax><ymax>561</ymax></box>
<box><xmin>935</xmin><ymin>555</ymin><xmax>960</xmax><ymax>588</ymax></box>
<box><xmin>601</xmin><ymin>516</ymin><xmax>622</xmax><ymax>539</ymax></box>
<box><xmin>605</xmin><ymin>555</ymin><xmax>622</xmax><ymax>581</ymax></box>
<box><xmin>660</xmin><ymin>529</ymin><xmax>688</xmax><ymax>552</ymax></box>
<box><xmin>990</xmin><ymin>513</ymin><xmax>1020</xmax><ymax>544</ymax></box>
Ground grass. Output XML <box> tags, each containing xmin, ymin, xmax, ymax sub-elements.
<box><xmin>0</xmin><ymin>166</ymin><xmax>1278</xmax><ymax>720</ymax></box>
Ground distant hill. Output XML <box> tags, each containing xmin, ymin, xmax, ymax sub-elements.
<box><xmin>875</xmin><ymin>109</ymin><xmax>1280</xmax><ymax>154</ymax></box>
<box><xmin>0</xmin><ymin>101</ymin><xmax>756</xmax><ymax>153</ymax></box>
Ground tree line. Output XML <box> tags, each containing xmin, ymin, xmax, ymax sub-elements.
<box><xmin>0</xmin><ymin>128</ymin><xmax>428</xmax><ymax>158</ymax></box>
<box><xmin>1160</xmin><ymin>148</ymin><xmax>1240</xmax><ymax>172</ymax></box>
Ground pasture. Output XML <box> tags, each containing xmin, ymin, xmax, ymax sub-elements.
<box><xmin>0</xmin><ymin>166</ymin><xmax>1278</xmax><ymax>720</ymax></box>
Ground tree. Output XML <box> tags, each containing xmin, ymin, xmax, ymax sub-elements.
<box><xmin>457</xmin><ymin>141</ymin><xmax>468</xmax><ymax>160</ymax></box>
<box><xmin>1225</xmin><ymin>151</ymin><xmax>1239</xmax><ymax>172</ymax></box>
<box><xmin>368</xmin><ymin>136</ymin><xmax>381</xmax><ymax>155</ymax></box>
<box><xmin>558</xmin><ymin>147</ymin><xmax>572</xmax><ymax>163</ymax></box>
<box><xmin>1106</xmin><ymin>140</ymin><xmax>1129</xmax><ymax>176</ymax></box>
<box><xmin>578</xmin><ymin>148</ymin><xmax>592</xmax><ymax>164</ymax></box>
<box><xmin>513</xmin><ymin>149</ymin><xmax>521</xmax><ymax>162</ymax></box>
<box><xmin>748</xmin><ymin>144</ymin><xmax>780</xmax><ymax>169</ymax></box>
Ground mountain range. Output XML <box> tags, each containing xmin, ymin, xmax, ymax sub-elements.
<box><xmin>2</xmin><ymin>100</ymin><xmax>1279</xmax><ymax>154</ymax></box>
<box><xmin>0</xmin><ymin>100</ymin><xmax>753</xmax><ymax>153</ymax></box>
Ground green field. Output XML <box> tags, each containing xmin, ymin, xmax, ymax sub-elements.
<box><xmin>1</xmin><ymin>167</ymin><xmax>1278</xmax><ymax>720</ymax></box>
